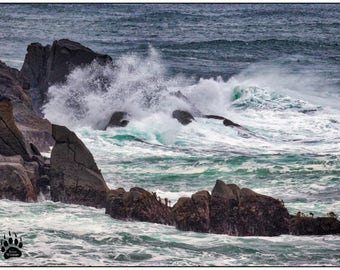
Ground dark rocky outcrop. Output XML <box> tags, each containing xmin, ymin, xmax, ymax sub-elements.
<box><xmin>0</xmin><ymin>155</ymin><xmax>37</xmax><ymax>202</ymax></box>
<box><xmin>289</xmin><ymin>216</ymin><xmax>340</xmax><ymax>235</ymax></box>
<box><xmin>0</xmin><ymin>96</ymin><xmax>33</xmax><ymax>161</ymax></box>
<box><xmin>103</xmin><ymin>179</ymin><xmax>335</xmax><ymax>236</ymax></box>
<box><xmin>0</xmin><ymin>60</ymin><xmax>53</xmax><ymax>152</ymax></box>
<box><xmin>172</xmin><ymin>110</ymin><xmax>195</xmax><ymax>125</ymax></box>
<box><xmin>50</xmin><ymin>124</ymin><xmax>109</xmax><ymax>208</ymax></box>
<box><xmin>209</xmin><ymin>180</ymin><xmax>290</xmax><ymax>236</ymax></box>
<box><xmin>172</xmin><ymin>190</ymin><xmax>210</xmax><ymax>233</ymax></box>
<box><xmin>21</xmin><ymin>39</ymin><xmax>112</xmax><ymax>112</ymax></box>
<box><xmin>0</xmin><ymin>97</ymin><xmax>50</xmax><ymax>202</ymax></box>
<box><xmin>105</xmin><ymin>187</ymin><xmax>174</xmax><ymax>225</ymax></box>
<box><xmin>0</xmin><ymin>61</ymin><xmax>31</xmax><ymax>106</ymax></box>
<box><xmin>105</xmin><ymin>111</ymin><xmax>130</xmax><ymax>129</ymax></box>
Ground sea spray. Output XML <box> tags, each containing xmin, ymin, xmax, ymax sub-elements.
<box><xmin>43</xmin><ymin>46</ymin><xmax>192</xmax><ymax>130</ymax></box>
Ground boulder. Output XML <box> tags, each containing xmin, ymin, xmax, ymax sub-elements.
<box><xmin>50</xmin><ymin>124</ymin><xmax>109</xmax><ymax>208</ymax></box>
<box><xmin>172</xmin><ymin>110</ymin><xmax>195</xmax><ymax>125</ymax></box>
<box><xmin>0</xmin><ymin>60</ymin><xmax>53</xmax><ymax>152</ymax></box>
<box><xmin>105</xmin><ymin>187</ymin><xmax>174</xmax><ymax>225</ymax></box>
<box><xmin>289</xmin><ymin>216</ymin><xmax>340</xmax><ymax>235</ymax></box>
<box><xmin>105</xmin><ymin>111</ymin><xmax>130</xmax><ymax>129</ymax></box>
<box><xmin>0</xmin><ymin>154</ymin><xmax>37</xmax><ymax>202</ymax></box>
<box><xmin>0</xmin><ymin>96</ymin><xmax>33</xmax><ymax>161</ymax></box>
<box><xmin>172</xmin><ymin>190</ymin><xmax>210</xmax><ymax>233</ymax></box>
<box><xmin>21</xmin><ymin>39</ymin><xmax>112</xmax><ymax>112</ymax></box>
<box><xmin>209</xmin><ymin>180</ymin><xmax>290</xmax><ymax>236</ymax></box>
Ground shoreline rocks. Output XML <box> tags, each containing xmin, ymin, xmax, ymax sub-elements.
<box><xmin>49</xmin><ymin>124</ymin><xmax>109</xmax><ymax>208</ymax></box>
<box><xmin>105</xmin><ymin>187</ymin><xmax>174</xmax><ymax>225</ymax></box>
<box><xmin>0</xmin><ymin>96</ymin><xmax>34</xmax><ymax>161</ymax></box>
<box><xmin>172</xmin><ymin>190</ymin><xmax>211</xmax><ymax>233</ymax></box>
<box><xmin>106</xmin><ymin>179</ymin><xmax>339</xmax><ymax>236</ymax></box>
<box><xmin>0</xmin><ymin>97</ymin><xmax>51</xmax><ymax>202</ymax></box>
<box><xmin>209</xmin><ymin>180</ymin><xmax>290</xmax><ymax>236</ymax></box>
<box><xmin>0</xmin><ymin>155</ymin><xmax>37</xmax><ymax>202</ymax></box>
<box><xmin>0</xmin><ymin>60</ymin><xmax>54</xmax><ymax>152</ymax></box>
<box><xmin>289</xmin><ymin>215</ymin><xmax>340</xmax><ymax>235</ymax></box>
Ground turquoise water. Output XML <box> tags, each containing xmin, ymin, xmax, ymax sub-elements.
<box><xmin>0</xmin><ymin>3</ymin><xmax>339</xmax><ymax>266</ymax></box>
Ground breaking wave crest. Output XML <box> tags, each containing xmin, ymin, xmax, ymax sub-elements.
<box><xmin>43</xmin><ymin>47</ymin><xmax>339</xmax><ymax>143</ymax></box>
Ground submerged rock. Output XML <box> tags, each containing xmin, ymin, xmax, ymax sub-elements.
<box><xmin>21</xmin><ymin>39</ymin><xmax>112</xmax><ymax>112</ymax></box>
<box><xmin>106</xmin><ymin>187</ymin><xmax>174</xmax><ymax>225</ymax></box>
<box><xmin>105</xmin><ymin>111</ymin><xmax>131</xmax><ymax>129</ymax></box>
<box><xmin>222</xmin><ymin>118</ymin><xmax>241</xmax><ymax>127</ymax></box>
<box><xmin>172</xmin><ymin>110</ymin><xmax>195</xmax><ymax>125</ymax></box>
<box><xmin>50</xmin><ymin>124</ymin><xmax>109</xmax><ymax>208</ymax></box>
<box><xmin>204</xmin><ymin>114</ymin><xmax>241</xmax><ymax>127</ymax></box>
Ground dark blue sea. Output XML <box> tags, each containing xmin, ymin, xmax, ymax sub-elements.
<box><xmin>0</xmin><ymin>3</ymin><xmax>339</xmax><ymax>266</ymax></box>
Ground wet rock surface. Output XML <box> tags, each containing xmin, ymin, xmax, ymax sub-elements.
<box><xmin>106</xmin><ymin>187</ymin><xmax>174</xmax><ymax>225</ymax></box>
<box><xmin>50</xmin><ymin>124</ymin><xmax>109</xmax><ymax>208</ymax></box>
<box><xmin>172</xmin><ymin>190</ymin><xmax>211</xmax><ymax>233</ymax></box>
<box><xmin>0</xmin><ymin>96</ymin><xmax>33</xmax><ymax>161</ymax></box>
<box><xmin>0</xmin><ymin>60</ymin><xmax>53</xmax><ymax>152</ymax></box>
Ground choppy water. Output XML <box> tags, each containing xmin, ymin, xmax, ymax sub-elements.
<box><xmin>0</xmin><ymin>3</ymin><xmax>339</xmax><ymax>266</ymax></box>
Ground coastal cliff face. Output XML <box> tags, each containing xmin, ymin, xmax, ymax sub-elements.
<box><xmin>1</xmin><ymin>39</ymin><xmax>339</xmax><ymax>237</ymax></box>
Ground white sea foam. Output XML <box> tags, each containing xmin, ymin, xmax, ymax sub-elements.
<box><xmin>42</xmin><ymin>47</ymin><xmax>340</xmax><ymax>156</ymax></box>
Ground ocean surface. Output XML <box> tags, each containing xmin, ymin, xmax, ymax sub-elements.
<box><xmin>0</xmin><ymin>3</ymin><xmax>339</xmax><ymax>266</ymax></box>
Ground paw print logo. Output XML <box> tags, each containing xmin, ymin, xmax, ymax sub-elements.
<box><xmin>0</xmin><ymin>232</ymin><xmax>23</xmax><ymax>259</ymax></box>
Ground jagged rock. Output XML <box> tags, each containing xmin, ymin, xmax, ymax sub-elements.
<box><xmin>105</xmin><ymin>111</ymin><xmax>130</xmax><ymax>129</ymax></box>
<box><xmin>0</xmin><ymin>154</ymin><xmax>37</xmax><ymax>202</ymax></box>
<box><xmin>19</xmin><ymin>43</ymin><xmax>51</xmax><ymax>111</ymax></box>
<box><xmin>0</xmin><ymin>60</ymin><xmax>53</xmax><ymax>152</ymax></box>
<box><xmin>172</xmin><ymin>190</ymin><xmax>210</xmax><ymax>233</ymax></box>
<box><xmin>21</xmin><ymin>39</ymin><xmax>112</xmax><ymax>112</ymax></box>
<box><xmin>50</xmin><ymin>124</ymin><xmax>109</xmax><ymax>208</ymax></box>
<box><xmin>0</xmin><ymin>96</ymin><xmax>33</xmax><ymax>161</ymax></box>
<box><xmin>289</xmin><ymin>216</ymin><xmax>340</xmax><ymax>235</ymax></box>
<box><xmin>210</xmin><ymin>180</ymin><xmax>290</xmax><ymax>236</ymax></box>
<box><xmin>105</xmin><ymin>187</ymin><xmax>174</xmax><ymax>225</ymax></box>
<box><xmin>172</xmin><ymin>110</ymin><xmax>195</xmax><ymax>125</ymax></box>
